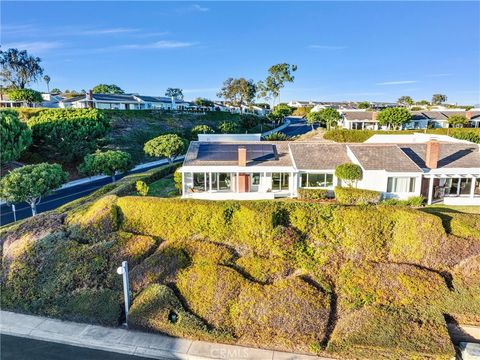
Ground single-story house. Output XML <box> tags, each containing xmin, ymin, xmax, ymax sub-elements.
<box><xmin>59</xmin><ymin>91</ymin><xmax>191</xmax><ymax>110</ymax></box>
<box><xmin>339</xmin><ymin>110</ymin><xmax>480</xmax><ymax>130</ymax></box>
<box><xmin>178</xmin><ymin>138</ymin><xmax>480</xmax><ymax>205</ymax></box>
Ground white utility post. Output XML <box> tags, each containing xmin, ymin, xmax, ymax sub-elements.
<box><xmin>116</xmin><ymin>261</ymin><xmax>130</xmax><ymax>323</ymax></box>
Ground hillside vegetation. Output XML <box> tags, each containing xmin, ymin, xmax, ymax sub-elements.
<box><xmin>1</xmin><ymin>168</ymin><xmax>479</xmax><ymax>358</ymax></box>
<box><xmin>11</xmin><ymin>108</ymin><xmax>267</xmax><ymax>178</ymax></box>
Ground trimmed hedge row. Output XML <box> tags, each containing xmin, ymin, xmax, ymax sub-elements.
<box><xmin>297</xmin><ymin>188</ymin><xmax>330</xmax><ymax>200</ymax></box>
<box><xmin>334</xmin><ymin>186</ymin><xmax>381</xmax><ymax>205</ymax></box>
<box><xmin>324</xmin><ymin>127</ymin><xmax>480</xmax><ymax>143</ymax></box>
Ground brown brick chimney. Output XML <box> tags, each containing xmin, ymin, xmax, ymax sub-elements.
<box><xmin>371</xmin><ymin>111</ymin><xmax>378</xmax><ymax>121</ymax></box>
<box><xmin>425</xmin><ymin>140</ymin><xmax>440</xmax><ymax>169</ymax></box>
<box><xmin>466</xmin><ymin>111</ymin><xmax>472</xmax><ymax>120</ymax></box>
<box><xmin>238</xmin><ymin>147</ymin><xmax>247</xmax><ymax>167</ymax></box>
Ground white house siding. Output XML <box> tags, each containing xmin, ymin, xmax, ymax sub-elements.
<box><xmin>354</xmin><ymin>170</ymin><xmax>422</xmax><ymax>199</ymax></box>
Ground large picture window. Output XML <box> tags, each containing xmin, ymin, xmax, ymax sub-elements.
<box><xmin>300</xmin><ymin>173</ymin><xmax>334</xmax><ymax>188</ymax></box>
<box><xmin>387</xmin><ymin>177</ymin><xmax>416</xmax><ymax>193</ymax></box>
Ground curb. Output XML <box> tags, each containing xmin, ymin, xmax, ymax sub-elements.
<box><xmin>0</xmin><ymin>311</ymin><xmax>332</xmax><ymax>360</ymax></box>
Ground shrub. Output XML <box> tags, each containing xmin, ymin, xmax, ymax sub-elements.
<box><xmin>65</xmin><ymin>195</ymin><xmax>119</xmax><ymax>242</ymax></box>
<box><xmin>449</xmin><ymin>212</ymin><xmax>480</xmax><ymax>239</ymax></box>
<box><xmin>135</xmin><ymin>181</ymin><xmax>149</xmax><ymax>196</ymax></box>
<box><xmin>231</xmin><ymin>277</ymin><xmax>330</xmax><ymax>353</ymax></box>
<box><xmin>334</xmin><ymin>163</ymin><xmax>362</xmax><ymax>187</ymax></box>
<box><xmin>144</xmin><ymin>134</ymin><xmax>186</xmax><ymax>163</ymax></box>
<box><xmin>79</xmin><ymin>150</ymin><xmax>133</xmax><ymax>181</ymax></box>
<box><xmin>451</xmin><ymin>130</ymin><xmax>480</xmax><ymax>143</ymax></box>
<box><xmin>263</xmin><ymin>132</ymin><xmax>290</xmax><ymax>141</ymax></box>
<box><xmin>218</xmin><ymin>121</ymin><xmax>239</xmax><ymax>133</ymax></box>
<box><xmin>336</xmin><ymin>262</ymin><xmax>448</xmax><ymax>311</ymax></box>
<box><xmin>6</xmin><ymin>88</ymin><xmax>43</xmax><ymax>103</ymax></box>
<box><xmin>27</xmin><ymin>109</ymin><xmax>109</xmax><ymax>162</ymax></box>
<box><xmin>297</xmin><ymin>188</ymin><xmax>330</xmax><ymax>200</ymax></box>
<box><xmin>381</xmin><ymin>195</ymin><xmax>425</xmax><ymax>206</ymax></box>
<box><xmin>60</xmin><ymin>288</ymin><xmax>121</xmax><ymax>326</ymax></box>
<box><xmin>323</xmin><ymin>129</ymin><xmax>375</xmax><ymax>142</ymax></box>
<box><xmin>190</xmin><ymin>124</ymin><xmax>214</xmax><ymax>140</ymax></box>
<box><xmin>328</xmin><ymin>306</ymin><xmax>455</xmax><ymax>359</ymax></box>
<box><xmin>177</xmin><ymin>263</ymin><xmax>248</xmax><ymax>331</ymax></box>
<box><xmin>129</xmin><ymin>244</ymin><xmax>190</xmax><ymax>293</ymax></box>
<box><xmin>334</xmin><ymin>186</ymin><xmax>380</xmax><ymax>205</ymax></box>
<box><xmin>235</xmin><ymin>254</ymin><xmax>294</xmax><ymax>283</ymax></box>
<box><xmin>0</xmin><ymin>109</ymin><xmax>32</xmax><ymax>165</ymax></box>
<box><xmin>128</xmin><ymin>284</ymin><xmax>226</xmax><ymax>340</ymax></box>
<box><xmin>111</xmin><ymin>231</ymin><xmax>157</xmax><ymax>266</ymax></box>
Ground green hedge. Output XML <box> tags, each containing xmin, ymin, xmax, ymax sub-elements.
<box><xmin>27</xmin><ymin>109</ymin><xmax>110</xmax><ymax>161</ymax></box>
<box><xmin>297</xmin><ymin>188</ymin><xmax>330</xmax><ymax>200</ymax></box>
<box><xmin>334</xmin><ymin>186</ymin><xmax>381</xmax><ymax>205</ymax></box>
<box><xmin>324</xmin><ymin>128</ymin><xmax>480</xmax><ymax>143</ymax></box>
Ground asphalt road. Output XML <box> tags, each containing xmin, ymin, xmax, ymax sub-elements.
<box><xmin>0</xmin><ymin>160</ymin><xmax>174</xmax><ymax>226</ymax></box>
<box><xmin>0</xmin><ymin>119</ymin><xmax>314</xmax><ymax>226</ymax></box>
<box><xmin>281</xmin><ymin>116</ymin><xmax>316</xmax><ymax>137</ymax></box>
<box><xmin>0</xmin><ymin>334</ymin><xmax>155</xmax><ymax>360</ymax></box>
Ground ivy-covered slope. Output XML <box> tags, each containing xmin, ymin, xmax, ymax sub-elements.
<box><xmin>1</xmin><ymin>181</ymin><xmax>479</xmax><ymax>358</ymax></box>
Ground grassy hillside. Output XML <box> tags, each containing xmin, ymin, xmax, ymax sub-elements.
<box><xmin>1</xmin><ymin>167</ymin><xmax>479</xmax><ymax>359</ymax></box>
<box><xmin>13</xmin><ymin>108</ymin><xmax>269</xmax><ymax>178</ymax></box>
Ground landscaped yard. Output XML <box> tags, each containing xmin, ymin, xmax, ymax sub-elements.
<box><xmin>147</xmin><ymin>175</ymin><xmax>179</xmax><ymax>198</ymax></box>
<box><xmin>1</xmin><ymin>166</ymin><xmax>479</xmax><ymax>359</ymax></box>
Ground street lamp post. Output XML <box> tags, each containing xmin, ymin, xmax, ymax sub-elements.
<box><xmin>116</xmin><ymin>261</ymin><xmax>130</xmax><ymax>324</ymax></box>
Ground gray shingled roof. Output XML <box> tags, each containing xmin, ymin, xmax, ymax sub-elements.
<box><xmin>289</xmin><ymin>143</ymin><xmax>351</xmax><ymax>170</ymax></box>
<box><xmin>342</xmin><ymin>111</ymin><xmax>375</xmax><ymax>121</ymax></box>
<box><xmin>348</xmin><ymin>144</ymin><xmax>422</xmax><ymax>172</ymax></box>
<box><xmin>400</xmin><ymin>143</ymin><xmax>480</xmax><ymax>169</ymax></box>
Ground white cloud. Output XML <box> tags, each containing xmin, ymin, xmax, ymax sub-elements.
<box><xmin>176</xmin><ymin>4</ymin><xmax>210</xmax><ymax>13</ymax></box>
<box><xmin>308</xmin><ymin>45</ymin><xmax>347</xmax><ymax>50</ymax></box>
<box><xmin>376</xmin><ymin>80</ymin><xmax>418</xmax><ymax>85</ymax></box>
<box><xmin>426</xmin><ymin>73</ymin><xmax>452</xmax><ymax>77</ymax></box>
<box><xmin>115</xmin><ymin>40</ymin><xmax>196</xmax><ymax>50</ymax></box>
<box><xmin>78</xmin><ymin>27</ymin><xmax>139</xmax><ymax>35</ymax></box>
<box><xmin>191</xmin><ymin>4</ymin><xmax>209</xmax><ymax>12</ymax></box>
<box><xmin>1</xmin><ymin>41</ymin><xmax>62</xmax><ymax>53</ymax></box>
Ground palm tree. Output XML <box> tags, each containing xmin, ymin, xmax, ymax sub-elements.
<box><xmin>43</xmin><ymin>75</ymin><xmax>51</xmax><ymax>93</ymax></box>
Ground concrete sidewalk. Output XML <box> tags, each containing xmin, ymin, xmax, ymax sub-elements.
<box><xmin>0</xmin><ymin>311</ymin><xmax>331</xmax><ymax>360</ymax></box>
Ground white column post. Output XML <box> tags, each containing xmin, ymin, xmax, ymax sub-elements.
<box><xmin>470</xmin><ymin>177</ymin><xmax>476</xmax><ymax>198</ymax></box>
<box><xmin>457</xmin><ymin>178</ymin><xmax>461</xmax><ymax>196</ymax></box>
<box><xmin>427</xmin><ymin>176</ymin><xmax>434</xmax><ymax>205</ymax></box>
<box><xmin>181</xmin><ymin>172</ymin><xmax>185</xmax><ymax>196</ymax></box>
<box><xmin>209</xmin><ymin>172</ymin><xmax>212</xmax><ymax>192</ymax></box>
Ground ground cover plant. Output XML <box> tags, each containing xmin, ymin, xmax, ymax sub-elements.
<box><xmin>1</xmin><ymin>169</ymin><xmax>479</xmax><ymax>359</ymax></box>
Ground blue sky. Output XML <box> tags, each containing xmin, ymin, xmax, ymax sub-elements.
<box><xmin>2</xmin><ymin>1</ymin><xmax>479</xmax><ymax>104</ymax></box>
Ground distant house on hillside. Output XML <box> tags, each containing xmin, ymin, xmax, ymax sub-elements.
<box><xmin>178</xmin><ymin>137</ymin><xmax>480</xmax><ymax>205</ymax></box>
<box><xmin>59</xmin><ymin>91</ymin><xmax>191</xmax><ymax>110</ymax></box>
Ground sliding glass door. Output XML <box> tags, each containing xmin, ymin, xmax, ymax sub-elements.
<box><xmin>272</xmin><ymin>173</ymin><xmax>289</xmax><ymax>191</ymax></box>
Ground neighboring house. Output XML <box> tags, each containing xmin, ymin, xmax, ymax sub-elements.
<box><xmin>339</xmin><ymin>110</ymin><xmax>480</xmax><ymax>130</ymax></box>
<box><xmin>0</xmin><ymin>93</ymin><xmax>37</xmax><ymax>108</ymax></box>
<box><xmin>178</xmin><ymin>138</ymin><xmax>480</xmax><ymax>205</ymax></box>
<box><xmin>41</xmin><ymin>93</ymin><xmax>64</xmax><ymax>108</ymax></box>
